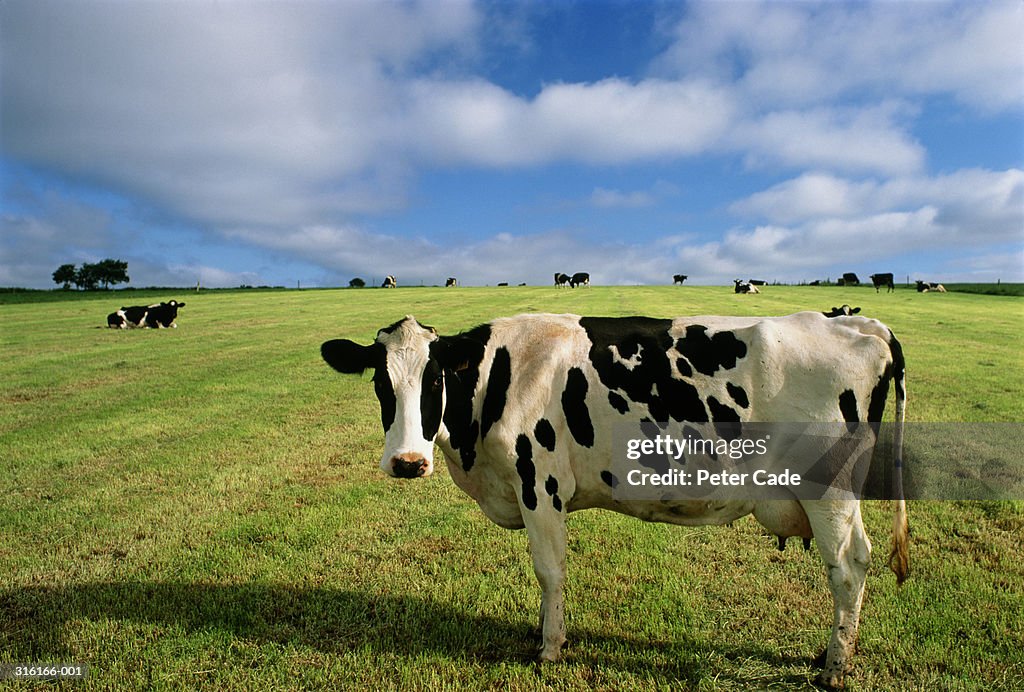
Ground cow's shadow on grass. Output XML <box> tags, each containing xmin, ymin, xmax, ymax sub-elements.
<box><xmin>1</xmin><ymin>581</ymin><xmax>813</xmax><ymax>686</ymax></box>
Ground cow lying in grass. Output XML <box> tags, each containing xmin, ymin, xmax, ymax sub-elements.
<box><xmin>107</xmin><ymin>300</ymin><xmax>185</xmax><ymax>328</ymax></box>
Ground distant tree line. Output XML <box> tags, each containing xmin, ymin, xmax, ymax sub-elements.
<box><xmin>52</xmin><ymin>259</ymin><xmax>129</xmax><ymax>290</ymax></box>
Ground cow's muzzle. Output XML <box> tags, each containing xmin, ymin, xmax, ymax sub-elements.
<box><xmin>390</xmin><ymin>453</ymin><xmax>429</xmax><ymax>479</ymax></box>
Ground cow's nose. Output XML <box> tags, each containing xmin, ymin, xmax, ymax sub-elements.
<box><xmin>391</xmin><ymin>454</ymin><xmax>428</xmax><ymax>478</ymax></box>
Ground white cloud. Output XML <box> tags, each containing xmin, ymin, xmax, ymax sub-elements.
<box><xmin>732</xmin><ymin>168</ymin><xmax>1024</xmax><ymax>240</ymax></box>
<box><xmin>731</xmin><ymin>103</ymin><xmax>925</xmax><ymax>175</ymax></box>
<box><xmin>404</xmin><ymin>77</ymin><xmax>736</xmax><ymax>167</ymax></box>
<box><xmin>656</xmin><ymin>1</ymin><xmax>1024</xmax><ymax>113</ymax></box>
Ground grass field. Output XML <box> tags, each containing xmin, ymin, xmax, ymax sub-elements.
<box><xmin>2</xmin><ymin>286</ymin><xmax>1022</xmax><ymax>690</ymax></box>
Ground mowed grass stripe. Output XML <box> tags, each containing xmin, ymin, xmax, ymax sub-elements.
<box><xmin>1</xmin><ymin>286</ymin><xmax>1022</xmax><ymax>690</ymax></box>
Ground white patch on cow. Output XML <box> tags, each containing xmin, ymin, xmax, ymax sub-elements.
<box><xmin>608</xmin><ymin>343</ymin><xmax>642</xmax><ymax>370</ymax></box>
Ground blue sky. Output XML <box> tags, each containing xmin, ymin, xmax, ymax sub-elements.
<box><xmin>2</xmin><ymin>0</ymin><xmax>1022</xmax><ymax>288</ymax></box>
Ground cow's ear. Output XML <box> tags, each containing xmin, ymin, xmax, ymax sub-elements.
<box><xmin>434</xmin><ymin>336</ymin><xmax>485</xmax><ymax>373</ymax></box>
<box><xmin>321</xmin><ymin>339</ymin><xmax>381</xmax><ymax>374</ymax></box>
<box><xmin>851</xmin><ymin>307</ymin><xmax>861</xmax><ymax>314</ymax></box>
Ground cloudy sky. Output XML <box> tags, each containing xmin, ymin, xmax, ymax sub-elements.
<box><xmin>2</xmin><ymin>0</ymin><xmax>1022</xmax><ymax>289</ymax></box>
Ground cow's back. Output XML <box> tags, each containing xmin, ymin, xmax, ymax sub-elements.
<box><xmin>448</xmin><ymin>312</ymin><xmax>896</xmax><ymax>522</ymax></box>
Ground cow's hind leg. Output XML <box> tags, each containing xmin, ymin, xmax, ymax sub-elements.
<box><xmin>803</xmin><ymin>500</ymin><xmax>871</xmax><ymax>688</ymax></box>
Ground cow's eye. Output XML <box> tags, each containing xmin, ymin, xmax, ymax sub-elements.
<box><xmin>432</xmin><ymin>374</ymin><xmax>443</xmax><ymax>391</ymax></box>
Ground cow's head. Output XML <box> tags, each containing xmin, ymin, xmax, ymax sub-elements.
<box><xmin>321</xmin><ymin>316</ymin><xmax>483</xmax><ymax>479</ymax></box>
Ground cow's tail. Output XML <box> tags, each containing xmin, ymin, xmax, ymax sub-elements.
<box><xmin>886</xmin><ymin>331</ymin><xmax>910</xmax><ymax>586</ymax></box>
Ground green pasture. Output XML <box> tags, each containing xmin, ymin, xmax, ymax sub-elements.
<box><xmin>1</xmin><ymin>286</ymin><xmax>1022</xmax><ymax>690</ymax></box>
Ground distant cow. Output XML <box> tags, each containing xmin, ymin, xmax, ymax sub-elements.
<box><xmin>107</xmin><ymin>300</ymin><xmax>185</xmax><ymax>329</ymax></box>
<box><xmin>570</xmin><ymin>272</ymin><xmax>590</xmax><ymax>288</ymax></box>
<box><xmin>382</xmin><ymin>275</ymin><xmax>397</xmax><ymax>289</ymax></box>
<box><xmin>823</xmin><ymin>305</ymin><xmax>861</xmax><ymax>318</ymax></box>
<box><xmin>497</xmin><ymin>282</ymin><xmax>509</xmax><ymax>287</ymax></box>
<box><xmin>554</xmin><ymin>273</ymin><xmax>571</xmax><ymax>288</ymax></box>
<box><xmin>673</xmin><ymin>274</ymin><xmax>688</xmax><ymax>285</ymax></box>
<box><xmin>870</xmin><ymin>273</ymin><xmax>895</xmax><ymax>293</ymax></box>
<box><xmin>809</xmin><ymin>280</ymin><xmax>822</xmax><ymax>286</ymax></box>
<box><xmin>446</xmin><ymin>277</ymin><xmax>458</xmax><ymax>288</ymax></box>
<box><xmin>748</xmin><ymin>279</ymin><xmax>767</xmax><ymax>286</ymax></box>
<box><xmin>733</xmin><ymin>279</ymin><xmax>760</xmax><ymax>294</ymax></box>
<box><xmin>840</xmin><ymin>273</ymin><xmax>861</xmax><ymax>286</ymax></box>
<box><xmin>915</xmin><ymin>281</ymin><xmax>946</xmax><ymax>293</ymax></box>
<box><xmin>321</xmin><ymin>311</ymin><xmax>908</xmax><ymax>688</ymax></box>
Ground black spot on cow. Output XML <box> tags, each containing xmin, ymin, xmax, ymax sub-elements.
<box><xmin>459</xmin><ymin>420</ymin><xmax>480</xmax><ymax>472</ymax></box>
<box><xmin>607</xmin><ymin>391</ymin><xmax>630</xmax><ymax>414</ymax></box>
<box><xmin>707</xmin><ymin>396</ymin><xmax>741</xmax><ymax>423</ymax></box>
<box><xmin>868</xmin><ymin>375</ymin><xmax>891</xmax><ymax>425</ymax></box>
<box><xmin>534</xmin><ymin>418</ymin><xmax>557</xmax><ymax>452</ymax></box>
<box><xmin>373</xmin><ymin>366</ymin><xmax>397</xmax><ymax>432</ymax></box>
<box><xmin>726</xmin><ymin>382</ymin><xmax>749</xmax><ymax>409</ymax></box>
<box><xmin>515</xmin><ymin>434</ymin><xmax>538</xmax><ymax>511</ymax></box>
<box><xmin>580</xmin><ymin>317</ymin><xmax>709</xmax><ymax>425</ymax></box>
<box><xmin>675</xmin><ymin>325</ymin><xmax>747</xmax><ymax>377</ymax></box>
<box><xmin>675</xmin><ymin>358</ymin><xmax>693</xmax><ymax>378</ymax></box>
<box><xmin>839</xmin><ymin>389</ymin><xmax>860</xmax><ymax>423</ymax></box>
<box><xmin>481</xmin><ymin>347</ymin><xmax>512</xmax><ymax>439</ymax></box>
<box><xmin>600</xmin><ymin>470</ymin><xmax>619</xmax><ymax>488</ymax></box>
<box><xmin>545</xmin><ymin>475</ymin><xmax>562</xmax><ymax>512</ymax></box>
<box><xmin>561</xmin><ymin>367</ymin><xmax>595</xmax><ymax>447</ymax></box>
<box><xmin>434</xmin><ymin>323</ymin><xmax>491</xmax><ymax>473</ymax></box>
<box><xmin>420</xmin><ymin>358</ymin><xmax>444</xmax><ymax>441</ymax></box>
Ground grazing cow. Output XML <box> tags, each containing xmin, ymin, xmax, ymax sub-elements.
<box><xmin>915</xmin><ymin>281</ymin><xmax>946</xmax><ymax>293</ymax></box>
<box><xmin>840</xmin><ymin>273</ymin><xmax>861</xmax><ymax>286</ymax></box>
<box><xmin>382</xmin><ymin>275</ymin><xmax>397</xmax><ymax>289</ymax></box>
<box><xmin>446</xmin><ymin>277</ymin><xmax>458</xmax><ymax>288</ymax></box>
<box><xmin>107</xmin><ymin>300</ymin><xmax>185</xmax><ymax>329</ymax></box>
<box><xmin>870</xmin><ymin>273</ymin><xmax>895</xmax><ymax>293</ymax></box>
<box><xmin>673</xmin><ymin>274</ymin><xmax>688</xmax><ymax>285</ymax></box>
<box><xmin>554</xmin><ymin>273</ymin><xmax>571</xmax><ymax>288</ymax></box>
<box><xmin>733</xmin><ymin>279</ymin><xmax>760</xmax><ymax>294</ymax></box>
<box><xmin>321</xmin><ymin>311</ymin><xmax>909</xmax><ymax>688</ymax></box>
<box><xmin>570</xmin><ymin>272</ymin><xmax>590</xmax><ymax>288</ymax></box>
<box><xmin>823</xmin><ymin>305</ymin><xmax>861</xmax><ymax>318</ymax></box>
<box><xmin>809</xmin><ymin>280</ymin><xmax>822</xmax><ymax>286</ymax></box>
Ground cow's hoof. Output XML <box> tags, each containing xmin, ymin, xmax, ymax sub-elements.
<box><xmin>535</xmin><ymin>640</ymin><xmax>567</xmax><ymax>663</ymax></box>
<box><xmin>814</xmin><ymin>671</ymin><xmax>844</xmax><ymax>689</ymax></box>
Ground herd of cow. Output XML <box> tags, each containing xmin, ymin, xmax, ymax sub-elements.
<box><xmin>98</xmin><ymin>276</ymin><xmax>926</xmax><ymax>686</ymax></box>
<box><xmin>103</xmin><ymin>273</ymin><xmax>946</xmax><ymax>330</ymax></box>
<box><xmin>376</xmin><ymin>272</ymin><xmax>946</xmax><ymax>292</ymax></box>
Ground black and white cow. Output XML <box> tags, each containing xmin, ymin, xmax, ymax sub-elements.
<box><xmin>915</xmin><ymin>281</ymin><xmax>946</xmax><ymax>293</ymax></box>
<box><xmin>870</xmin><ymin>273</ymin><xmax>895</xmax><ymax>293</ymax></box>
<box><xmin>554</xmin><ymin>273</ymin><xmax>570</xmax><ymax>288</ymax></box>
<box><xmin>382</xmin><ymin>275</ymin><xmax>397</xmax><ymax>288</ymax></box>
<box><xmin>569</xmin><ymin>272</ymin><xmax>590</xmax><ymax>288</ymax></box>
<box><xmin>823</xmin><ymin>305</ymin><xmax>861</xmax><ymax>318</ymax></box>
<box><xmin>321</xmin><ymin>311</ymin><xmax>909</xmax><ymax>688</ymax></box>
<box><xmin>107</xmin><ymin>300</ymin><xmax>185</xmax><ymax>329</ymax></box>
<box><xmin>748</xmin><ymin>279</ymin><xmax>767</xmax><ymax>286</ymax></box>
<box><xmin>446</xmin><ymin>277</ymin><xmax>458</xmax><ymax>288</ymax></box>
<box><xmin>733</xmin><ymin>279</ymin><xmax>760</xmax><ymax>294</ymax></box>
<box><xmin>673</xmin><ymin>274</ymin><xmax>688</xmax><ymax>285</ymax></box>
